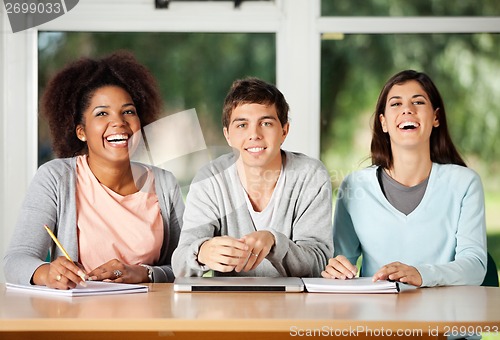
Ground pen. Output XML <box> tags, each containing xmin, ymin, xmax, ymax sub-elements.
<box><xmin>44</xmin><ymin>224</ymin><xmax>86</xmax><ymax>282</ymax></box>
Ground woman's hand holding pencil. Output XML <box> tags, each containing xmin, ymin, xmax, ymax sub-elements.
<box><xmin>30</xmin><ymin>225</ymin><xmax>88</xmax><ymax>290</ymax></box>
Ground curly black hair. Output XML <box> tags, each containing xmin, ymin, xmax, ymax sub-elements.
<box><xmin>40</xmin><ymin>51</ymin><xmax>162</xmax><ymax>158</ymax></box>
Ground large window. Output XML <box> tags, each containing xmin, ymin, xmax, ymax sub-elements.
<box><xmin>38</xmin><ymin>32</ymin><xmax>275</xmax><ymax>189</ymax></box>
<box><xmin>320</xmin><ymin>33</ymin><xmax>500</xmax><ymax>272</ymax></box>
<box><xmin>38</xmin><ymin>32</ymin><xmax>276</xmax><ymax>164</ymax></box>
<box><xmin>316</xmin><ymin>0</ymin><xmax>500</xmax><ymax>277</ymax></box>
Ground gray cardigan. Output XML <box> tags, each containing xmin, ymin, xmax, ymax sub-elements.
<box><xmin>3</xmin><ymin>157</ymin><xmax>184</xmax><ymax>284</ymax></box>
<box><xmin>172</xmin><ymin>150</ymin><xmax>333</xmax><ymax>277</ymax></box>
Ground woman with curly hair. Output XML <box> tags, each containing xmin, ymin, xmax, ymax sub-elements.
<box><xmin>322</xmin><ymin>70</ymin><xmax>487</xmax><ymax>287</ymax></box>
<box><xmin>3</xmin><ymin>51</ymin><xmax>184</xmax><ymax>289</ymax></box>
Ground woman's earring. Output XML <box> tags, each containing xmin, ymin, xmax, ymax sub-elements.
<box><xmin>80</xmin><ymin>137</ymin><xmax>86</xmax><ymax>142</ymax></box>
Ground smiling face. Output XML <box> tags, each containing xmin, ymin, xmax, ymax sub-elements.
<box><xmin>75</xmin><ymin>85</ymin><xmax>141</xmax><ymax>167</ymax></box>
<box><xmin>379</xmin><ymin>80</ymin><xmax>440</xmax><ymax>151</ymax></box>
<box><xmin>223</xmin><ymin>103</ymin><xmax>289</xmax><ymax>172</ymax></box>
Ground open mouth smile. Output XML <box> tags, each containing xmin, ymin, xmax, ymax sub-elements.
<box><xmin>398</xmin><ymin>121</ymin><xmax>419</xmax><ymax>130</ymax></box>
<box><xmin>245</xmin><ymin>147</ymin><xmax>266</xmax><ymax>153</ymax></box>
<box><xmin>105</xmin><ymin>134</ymin><xmax>129</xmax><ymax>146</ymax></box>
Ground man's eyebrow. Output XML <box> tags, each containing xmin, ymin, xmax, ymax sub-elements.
<box><xmin>230</xmin><ymin>115</ymin><xmax>278</xmax><ymax>124</ymax></box>
<box><xmin>259</xmin><ymin>115</ymin><xmax>278</xmax><ymax>121</ymax></box>
<box><xmin>231</xmin><ymin>117</ymin><xmax>249</xmax><ymax>124</ymax></box>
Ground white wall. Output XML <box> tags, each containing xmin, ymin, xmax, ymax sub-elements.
<box><xmin>1</xmin><ymin>6</ymin><xmax>38</xmax><ymax>283</ymax></box>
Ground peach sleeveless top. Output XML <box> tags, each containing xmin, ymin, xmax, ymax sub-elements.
<box><xmin>75</xmin><ymin>155</ymin><xmax>163</xmax><ymax>272</ymax></box>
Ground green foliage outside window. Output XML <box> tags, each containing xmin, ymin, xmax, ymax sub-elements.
<box><xmin>38</xmin><ymin>32</ymin><xmax>276</xmax><ymax>165</ymax></box>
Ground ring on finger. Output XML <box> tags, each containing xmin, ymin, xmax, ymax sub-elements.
<box><xmin>251</xmin><ymin>252</ymin><xmax>258</xmax><ymax>257</ymax></box>
<box><xmin>113</xmin><ymin>269</ymin><xmax>123</xmax><ymax>278</ymax></box>
<box><xmin>56</xmin><ymin>274</ymin><xmax>61</xmax><ymax>281</ymax></box>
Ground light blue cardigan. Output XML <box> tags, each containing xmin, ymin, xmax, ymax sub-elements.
<box><xmin>334</xmin><ymin>163</ymin><xmax>487</xmax><ymax>287</ymax></box>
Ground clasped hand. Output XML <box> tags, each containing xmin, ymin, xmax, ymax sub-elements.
<box><xmin>198</xmin><ymin>231</ymin><xmax>275</xmax><ymax>273</ymax></box>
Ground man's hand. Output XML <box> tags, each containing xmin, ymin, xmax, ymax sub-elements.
<box><xmin>198</xmin><ymin>236</ymin><xmax>249</xmax><ymax>272</ymax></box>
<box><xmin>235</xmin><ymin>231</ymin><xmax>275</xmax><ymax>272</ymax></box>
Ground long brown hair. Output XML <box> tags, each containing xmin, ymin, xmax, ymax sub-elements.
<box><xmin>370</xmin><ymin>70</ymin><xmax>466</xmax><ymax>168</ymax></box>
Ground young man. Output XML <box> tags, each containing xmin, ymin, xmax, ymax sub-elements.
<box><xmin>172</xmin><ymin>77</ymin><xmax>332</xmax><ymax>277</ymax></box>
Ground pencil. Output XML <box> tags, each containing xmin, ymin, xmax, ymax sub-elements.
<box><xmin>44</xmin><ymin>224</ymin><xmax>86</xmax><ymax>282</ymax></box>
<box><xmin>44</xmin><ymin>224</ymin><xmax>73</xmax><ymax>262</ymax></box>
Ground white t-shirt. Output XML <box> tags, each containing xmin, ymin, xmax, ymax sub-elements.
<box><xmin>242</xmin><ymin>165</ymin><xmax>286</xmax><ymax>231</ymax></box>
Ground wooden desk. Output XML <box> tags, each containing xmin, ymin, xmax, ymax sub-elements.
<box><xmin>0</xmin><ymin>283</ymin><xmax>499</xmax><ymax>339</ymax></box>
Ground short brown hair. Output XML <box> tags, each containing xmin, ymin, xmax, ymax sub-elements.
<box><xmin>222</xmin><ymin>77</ymin><xmax>289</xmax><ymax>129</ymax></box>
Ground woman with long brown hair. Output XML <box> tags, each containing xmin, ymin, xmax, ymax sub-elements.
<box><xmin>322</xmin><ymin>70</ymin><xmax>486</xmax><ymax>287</ymax></box>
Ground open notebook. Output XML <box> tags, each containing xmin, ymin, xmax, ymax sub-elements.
<box><xmin>174</xmin><ymin>277</ymin><xmax>304</xmax><ymax>292</ymax></box>
<box><xmin>302</xmin><ymin>277</ymin><xmax>399</xmax><ymax>293</ymax></box>
<box><xmin>6</xmin><ymin>281</ymin><xmax>148</xmax><ymax>297</ymax></box>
